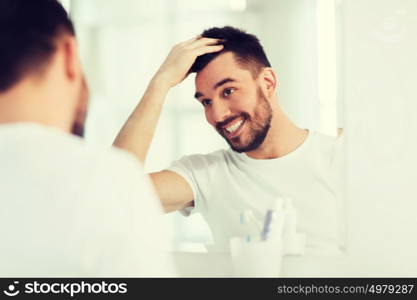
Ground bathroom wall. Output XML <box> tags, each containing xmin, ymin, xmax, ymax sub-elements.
<box><xmin>342</xmin><ymin>0</ymin><xmax>417</xmax><ymax>276</ymax></box>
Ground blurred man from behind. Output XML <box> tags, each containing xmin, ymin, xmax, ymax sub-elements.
<box><xmin>0</xmin><ymin>0</ymin><xmax>175</xmax><ymax>277</ymax></box>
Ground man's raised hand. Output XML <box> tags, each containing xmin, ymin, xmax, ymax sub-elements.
<box><xmin>152</xmin><ymin>36</ymin><xmax>224</xmax><ymax>88</ymax></box>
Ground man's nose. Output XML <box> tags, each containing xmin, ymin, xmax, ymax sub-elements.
<box><xmin>211</xmin><ymin>101</ymin><xmax>232</xmax><ymax>124</ymax></box>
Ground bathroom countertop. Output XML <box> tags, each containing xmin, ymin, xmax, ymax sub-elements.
<box><xmin>171</xmin><ymin>251</ymin><xmax>349</xmax><ymax>277</ymax></box>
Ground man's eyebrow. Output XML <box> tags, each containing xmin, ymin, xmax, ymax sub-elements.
<box><xmin>214</xmin><ymin>78</ymin><xmax>236</xmax><ymax>89</ymax></box>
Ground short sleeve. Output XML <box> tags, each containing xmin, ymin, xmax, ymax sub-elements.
<box><xmin>165</xmin><ymin>156</ymin><xmax>204</xmax><ymax>217</ymax></box>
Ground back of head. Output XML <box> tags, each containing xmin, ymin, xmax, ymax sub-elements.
<box><xmin>189</xmin><ymin>26</ymin><xmax>271</xmax><ymax>77</ymax></box>
<box><xmin>0</xmin><ymin>0</ymin><xmax>75</xmax><ymax>92</ymax></box>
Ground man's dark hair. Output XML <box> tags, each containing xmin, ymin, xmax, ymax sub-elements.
<box><xmin>0</xmin><ymin>0</ymin><xmax>75</xmax><ymax>92</ymax></box>
<box><xmin>189</xmin><ymin>26</ymin><xmax>271</xmax><ymax>77</ymax></box>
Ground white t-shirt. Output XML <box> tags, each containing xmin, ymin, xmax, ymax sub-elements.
<box><xmin>167</xmin><ymin>131</ymin><xmax>344</xmax><ymax>253</ymax></box>
<box><xmin>0</xmin><ymin>123</ymin><xmax>176</xmax><ymax>277</ymax></box>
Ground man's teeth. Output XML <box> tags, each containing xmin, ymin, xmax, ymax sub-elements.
<box><xmin>225</xmin><ymin>119</ymin><xmax>243</xmax><ymax>133</ymax></box>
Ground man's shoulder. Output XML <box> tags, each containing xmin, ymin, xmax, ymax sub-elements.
<box><xmin>166</xmin><ymin>148</ymin><xmax>235</xmax><ymax>176</ymax></box>
<box><xmin>67</xmin><ymin>137</ymin><xmax>145</xmax><ymax>180</ymax></box>
<box><xmin>0</xmin><ymin>122</ymin><xmax>144</xmax><ymax>175</ymax></box>
<box><xmin>309</xmin><ymin>130</ymin><xmax>344</xmax><ymax>167</ymax></box>
<box><xmin>53</xmin><ymin>128</ymin><xmax>143</xmax><ymax>172</ymax></box>
<box><xmin>173</xmin><ymin>148</ymin><xmax>231</xmax><ymax>165</ymax></box>
<box><xmin>310</xmin><ymin>131</ymin><xmax>340</xmax><ymax>151</ymax></box>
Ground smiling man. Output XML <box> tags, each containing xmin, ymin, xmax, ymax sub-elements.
<box><xmin>193</xmin><ymin>53</ymin><xmax>274</xmax><ymax>154</ymax></box>
<box><xmin>114</xmin><ymin>27</ymin><xmax>343</xmax><ymax>252</ymax></box>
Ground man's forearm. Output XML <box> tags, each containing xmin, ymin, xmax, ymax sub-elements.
<box><xmin>113</xmin><ymin>78</ymin><xmax>170</xmax><ymax>163</ymax></box>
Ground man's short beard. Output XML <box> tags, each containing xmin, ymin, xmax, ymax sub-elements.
<box><xmin>71</xmin><ymin>77</ymin><xmax>88</xmax><ymax>138</ymax></box>
<box><xmin>71</xmin><ymin>121</ymin><xmax>85</xmax><ymax>138</ymax></box>
<box><xmin>225</xmin><ymin>90</ymin><xmax>273</xmax><ymax>153</ymax></box>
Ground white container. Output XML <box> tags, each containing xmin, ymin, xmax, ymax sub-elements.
<box><xmin>230</xmin><ymin>237</ymin><xmax>283</xmax><ymax>277</ymax></box>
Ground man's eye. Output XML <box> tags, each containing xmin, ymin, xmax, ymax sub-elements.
<box><xmin>223</xmin><ymin>88</ymin><xmax>235</xmax><ymax>97</ymax></box>
<box><xmin>202</xmin><ymin>99</ymin><xmax>212</xmax><ymax>107</ymax></box>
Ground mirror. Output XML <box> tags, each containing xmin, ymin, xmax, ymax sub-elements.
<box><xmin>71</xmin><ymin>0</ymin><xmax>344</xmax><ymax>252</ymax></box>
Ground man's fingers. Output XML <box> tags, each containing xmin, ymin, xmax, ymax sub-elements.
<box><xmin>194</xmin><ymin>44</ymin><xmax>224</xmax><ymax>56</ymax></box>
<box><xmin>188</xmin><ymin>37</ymin><xmax>224</xmax><ymax>49</ymax></box>
<box><xmin>181</xmin><ymin>35</ymin><xmax>201</xmax><ymax>46</ymax></box>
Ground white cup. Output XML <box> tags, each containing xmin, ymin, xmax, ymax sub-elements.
<box><xmin>230</xmin><ymin>237</ymin><xmax>283</xmax><ymax>277</ymax></box>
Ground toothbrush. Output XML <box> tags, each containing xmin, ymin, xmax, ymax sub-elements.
<box><xmin>242</xmin><ymin>210</ymin><xmax>263</xmax><ymax>232</ymax></box>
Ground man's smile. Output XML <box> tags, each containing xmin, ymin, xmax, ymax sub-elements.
<box><xmin>220</xmin><ymin>116</ymin><xmax>246</xmax><ymax>139</ymax></box>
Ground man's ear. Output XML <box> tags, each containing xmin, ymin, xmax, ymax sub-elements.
<box><xmin>61</xmin><ymin>35</ymin><xmax>81</xmax><ymax>82</ymax></box>
<box><xmin>258</xmin><ymin>67</ymin><xmax>277</xmax><ymax>98</ymax></box>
